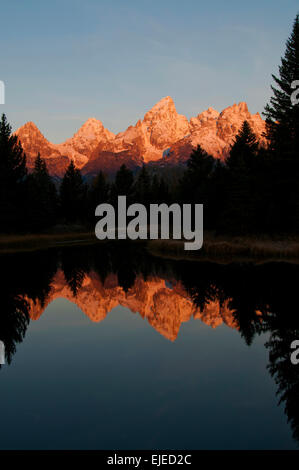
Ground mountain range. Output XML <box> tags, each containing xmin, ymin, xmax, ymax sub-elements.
<box><xmin>15</xmin><ymin>96</ymin><xmax>266</xmax><ymax>177</ymax></box>
<box><xmin>26</xmin><ymin>269</ymin><xmax>238</xmax><ymax>341</ymax></box>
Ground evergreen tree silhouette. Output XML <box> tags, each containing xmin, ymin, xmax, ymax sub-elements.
<box><xmin>60</xmin><ymin>160</ymin><xmax>86</xmax><ymax>223</ymax></box>
<box><xmin>90</xmin><ymin>170</ymin><xmax>110</xmax><ymax>204</ymax></box>
<box><xmin>151</xmin><ymin>173</ymin><xmax>160</xmax><ymax>202</ymax></box>
<box><xmin>263</xmin><ymin>14</ymin><xmax>299</xmax><ymax>232</ymax></box>
<box><xmin>111</xmin><ymin>164</ymin><xmax>134</xmax><ymax>205</ymax></box>
<box><xmin>222</xmin><ymin>121</ymin><xmax>259</xmax><ymax>233</ymax></box>
<box><xmin>263</xmin><ymin>14</ymin><xmax>299</xmax><ymax>156</ymax></box>
<box><xmin>151</xmin><ymin>174</ymin><xmax>170</xmax><ymax>204</ymax></box>
<box><xmin>133</xmin><ymin>165</ymin><xmax>152</xmax><ymax>207</ymax></box>
<box><xmin>158</xmin><ymin>177</ymin><xmax>170</xmax><ymax>204</ymax></box>
<box><xmin>208</xmin><ymin>159</ymin><xmax>227</xmax><ymax>231</ymax></box>
<box><xmin>266</xmin><ymin>328</ymin><xmax>299</xmax><ymax>445</ymax></box>
<box><xmin>0</xmin><ymin>113</ymin><xmax>27</xmax><ymax>231</ymax></box>
<box><xmin>26</xmin><ymin>153</ymin><xmax>58</xmax><ymax>230</ymax></box>
<box><xmin>88</xmin><ymin>170</ymin><xmax>110</xmax><ymax>223</ymax></box>
<box><xmin>180</xmin><ymin>144</ymin><xmax>215</xmax><ymax>227</ymax></box>
<box><xmin>0</xmin><ymin>294</ymin><xmax>30</xmax><ymax>366</ymax></box>
<box><xmin>226</xmin><ymin>120</ymin><xmax>259</xmax><ymax>170</ymax></box>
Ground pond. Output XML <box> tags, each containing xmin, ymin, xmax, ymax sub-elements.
<box><xmin>0</xmin><ymin>243</ymin><xmax>298</xmax><ymax>449</ymax></box>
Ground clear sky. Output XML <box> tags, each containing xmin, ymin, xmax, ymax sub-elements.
<box><xmin>0</xmin><ymin>0</ymin><xmax>298</xmax><ymax>142</ymax></box>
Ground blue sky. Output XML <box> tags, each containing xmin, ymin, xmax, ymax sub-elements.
<box><xmin>0</xmin><ymin>0</ymin><xmax>298</xmax><ymax>142</ymax></box>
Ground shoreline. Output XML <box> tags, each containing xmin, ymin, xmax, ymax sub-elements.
<box><xmin>1</xmin><ymin>231</ymin><xmax>299</xmax><ymax>263</ymax></box>
<box><xmin>147</xmin><ymin>236</ymin><xmax>299</xmax><ymax>264</ymax></box>
<box><xmin>0</xmin><ymin>231</ymin><xmax>97</xmax><ymax>254</ymax></box>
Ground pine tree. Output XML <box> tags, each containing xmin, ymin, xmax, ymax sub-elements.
<box><xmin>226</xmin><ymin>120</ymin><xmax>259</xmax><ymax>170</ymax></box>
<box><xmin>60</xmin><ymin>160</ymin><xmax>86</xmax><ymax>223</ymax></box>
<box><xmin>179</xmin><ymin>145</ymin><xmax>215</xmax><ymax>228</ymax></box>
<box><xmin>111</xmin><ymin>164</ymin><xmax>134</xmax><ymax>206</ymax></box>
<box><xmin>209</xmin><ymin>159</ymin><xmax>228</xmax><ymax>230</ymax></box>
<box><xmin>151</xmin><ymin>174</ymin><xmax>170</xmax><ymax>204</ymax></box>
<box><xmin>0</xmin><ymin>114</ymin><xmax>27</xmax><ymax>231</ymax></box>
<box><xmin>182</xmin><ymin>144</ymin><xmax>215</xmax><ymax>197</ymax></box>
<box><xmin>151</xmin><ymin>173</ymin><xmax>160</xmax><ymax>203</ymax></box>
<box><xmin>158</xmin><ymin>177</ymin><xmax>169</xmax><ymax>203</ymax></box>
<box><xmin>263</xmin><ymin>14</ymin><xmax>299</xmax><ymax>232</ymax></box>
<box><xmin>26</xmin><ymin>153</ymin><xmax>57</xmax><ymax>230</ymax></box>
<box><xmin>115</xmin><ymin>164</ymin><xmax>134</xmax><ymax>194</ymax></box>
<box><xmin>222</xmin><ymin>121</ymin><xmax>259</xmax><ymax>233</ymax></box>
<box><xmin>263</xmin><ymin>14</ymin><xmax>299</xmax><ymax>156</ymax></box>
<box><xmin>90</xmin><ymin>170</ymin><xmax>109</xmax><ymax>204</ymax></box>
<box><xmin>185</xmin><ymin>144</ymin><xmax>215</xmax><ymax>178</ymax></box>
<box><xmin>133</xmin><ymin>165</ymin><xmax>152</xmax><ymax>207</ymax></box>
<box><xmin>88</xmin><ymin>170</ymin><xmax>110</xmax><ymax>223</ymax></box>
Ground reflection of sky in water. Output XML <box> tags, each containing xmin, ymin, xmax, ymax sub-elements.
<box><xmin>0</xmin><ymin>297</ymin><xmax>296</xmax><ymax>450</ymax></box>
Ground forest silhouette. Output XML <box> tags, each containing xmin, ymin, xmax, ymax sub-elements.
<box><xmin>0</xmin><ymin>15</ymin><xmax>298</xmax><ymax>236</ymax></box>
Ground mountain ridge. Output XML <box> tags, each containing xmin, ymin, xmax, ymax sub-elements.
<box><xmin>26</xmin><ymin>269</ymin><xmax>238</xmax><ymax>341</ymax></box>
<box><xmin>15</xmin><ymin>97</ymin><xmax>266</xmax><ymax>177</ymax></box>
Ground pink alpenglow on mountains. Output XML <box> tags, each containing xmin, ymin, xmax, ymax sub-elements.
<box><xmin>15</xmin><ymin>97</ymin><xmax>266</xmax><ymax>176</ymax></box>
<box><xmin>25</xmin><ymin>270</ymin><xmax>238</xmax><ymax>342</ymax></box>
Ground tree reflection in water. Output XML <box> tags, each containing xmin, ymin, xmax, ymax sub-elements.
<box><xmin>0</xmin><ymin>243</ymin><xmax>298</xmax><ymax>443</ymax></box>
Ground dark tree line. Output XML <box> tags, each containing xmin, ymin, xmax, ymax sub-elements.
<box><xmin>0</xmin><ymin>14</ymin><xmax>298</xmax><ymax>235</ymax></box>
<box><xmin>0</xmin><ymin>125</ymin><xmax>173</xmax><ymax>232</ymax></box>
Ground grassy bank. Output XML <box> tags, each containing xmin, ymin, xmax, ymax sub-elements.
<box><xmin>2</xmin><ymin>229</ymin><xmax>299</xmax><ymax>263</ymax></box>
<box><xmin>147</xmin><ymin>233</ymin><xmax>299</xmax><ymax>264</ymax></box>
<box><xmin>0</xmin><ymin>229</ymin><xmax>97</xmax><ymax>254</ymax></box>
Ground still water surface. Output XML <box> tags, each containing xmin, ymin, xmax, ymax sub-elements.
<box><xmin>0</xmin><ymin>243</ymin><xmax>298</xmax><ymax>449</ymax></box>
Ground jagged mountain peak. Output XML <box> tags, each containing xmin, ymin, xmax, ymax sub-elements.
<box><xmin>16</xmin><ymin>120</ymin><xmax>48</xmax><ymax>138</ymax></box>
<box><xmin>237</xmin><ymin>101</ymin><xmax>249</xmax><ymax>112</ymax></box>
<box><xmin>64</xmin><ymin>117</ymin><xmax>114</xmax><ymax>140</ymax></box>
<box><xmin>14</xmin><ymin>120</ymin><xmax>64</xmax><ymax>174</ymax></box>
<box><xmin>220</xmin><ymin>101</ymin><xmax>250</xmax><ymax>117</ymax></box>
<box><xmin>190</xmin><ymin>107</ymin><xmax>220</xmax><ymax>129</ymax></box>
<box><xmin>143</xmin><ymin>96</ymin><xmax>177</xmax><ymax>122</ymax></box>
<box><xmin>15</xmin><ymin>98</ymin><xmax>266</xmax><ymax>176</ymax></box>
<box><xmin>74</xmin><ymin>117</ymin><xmax>105</xmax><ymax>132</ymax></box>
<box><xmin>18</xmin><ymin>120</ymin><xmax>39</xmax><ymax>129</ymax></box>
<box><xmin>151</xmin><ymin>95</ymin><xmax>174</xmax><ymax>106</ymax></box>
<box><xmin>198</xmin><ymin>107</ymin><xmax>220</xmax><ymax>119</ymax></box>
<box><xmin>55</xmin><ymin>117</ymin><xmax>115</xmax><ymax>168</ymax></box>
<box><xmin>149</xmin><ymin>95</ymin><xmax>175</xmax><ymax>109</ymax></box>
<box><xmin>84</xmin><ymin>117</ymin><xmax>102</xmax><ymax>123</ymax></box>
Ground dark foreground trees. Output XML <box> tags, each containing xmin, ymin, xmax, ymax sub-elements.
<box><xmin>262</xmin><ymin>13</ymin><xmax>299</xmax><ymax>232</ymax></box>
<box><xmin>26</xmin><ymin>153</ymin><xmax>58</xmax><ymax>230</ymax></box>
<box><xmin>221</xmin><ymin>120</ymin><xmax>260</xmax><ymax>233</ymax></box>
<box><xmin>0</xmin><ymin>114</ymin><xmax>27</xmax><ymax>231</ymax></box>
<box><xmin>263</xmin><ymin>14</ymin><xmax>299</xmax><ymax>157</ymax></box>
<box><xmin>59</xmin><ymin>160</ymin><xmax>87</xmax><ymax>223</ymax></box>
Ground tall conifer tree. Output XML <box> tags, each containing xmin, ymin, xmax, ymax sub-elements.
<box><xmin>0</xmin><ymin>114</ymin><xmax>27</xmax><ymax>231</ymax></box>
<box><xmin>60</xmin><ymin>160</ymin><xmax>86</xmax><ymax>223</ymax></box>
<box><xmin>263</xmin><ymin>14</ymin><xmax>299</xmax><ymax>231</ymax></box>
<box><xmin>263</xmin><ymin>14</ymin><xmax>299</xmax><ymax>156</ymax></box>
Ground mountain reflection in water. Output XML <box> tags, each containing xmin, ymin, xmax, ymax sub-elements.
<box><xmin>0</xmin><ymin>242</ymin><xmax>299</xmax><ymax>448</ymax></box>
